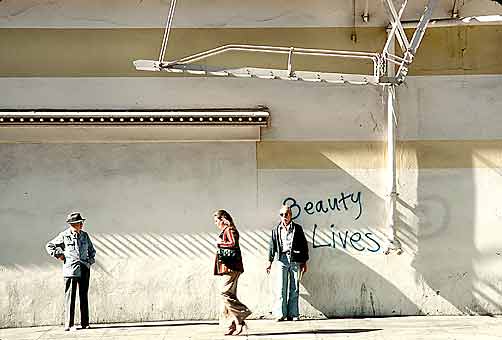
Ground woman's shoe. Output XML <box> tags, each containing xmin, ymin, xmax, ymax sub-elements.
<box><xmin>234</xmin><ymin>321</ymin><xmax>248</xmax><ymax>336</ymax></box>
<box><xmin>224</xmin><ymin>321</ymin><xmax>236</xmax><ymax>336</ymax></box>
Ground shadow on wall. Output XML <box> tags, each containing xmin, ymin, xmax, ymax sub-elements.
<box><xmin>264</xmin><ymin>141</ymin><xmax>500</xmax><ymax>317</ymax></box>
<box><xmin>407</xmin><ymin>143</ymin><xmax>502</xmax><ymax>315</ymax></box>
<box><xmin>254</xmin><ymin>140</ymin><xmax>426</xmax><ymax>317</ymax></box>
<box><xmin>259</xmin><ymin>153</ymin><xmax>424</xmax><ymax>317</ymax></box>
<box><xmin>300</xmin><ymin>246</ymin><xmax>421</xmax><ymax>318</ymax></box>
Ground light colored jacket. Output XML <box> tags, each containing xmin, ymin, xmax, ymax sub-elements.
<box><xmin>46</xmin><ymin>228</ymin><xmax>96</xmax><ymax>277</ymax></box>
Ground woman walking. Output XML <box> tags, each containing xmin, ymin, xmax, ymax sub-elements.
<box><xmin>213</xmin><ymin>209</ymin><xmax>252</xmax><ymax>336</ymax></box>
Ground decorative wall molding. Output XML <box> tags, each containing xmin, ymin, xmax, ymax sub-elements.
<box><xmin>0</xmin><ymin>108</ymin><xmax>270</xmax><ymax>142</ymax></box>
<box><xmin>0</xmin><ymin>108</ymin><xmax>269</xmax><ymax>127</ymax></box>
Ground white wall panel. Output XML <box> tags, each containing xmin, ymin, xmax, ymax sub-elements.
<box><xmin>398</xmin><ymin>75</ymin><xmax>502</xmax><ymax>140</ymax></box>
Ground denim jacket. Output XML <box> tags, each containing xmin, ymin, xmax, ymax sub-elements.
<box><xmin>46</xmin><ymin>228</ymin><xmax>96</xmax><ymax>277</ymax></box>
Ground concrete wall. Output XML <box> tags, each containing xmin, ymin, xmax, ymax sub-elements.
<box><xmin>1</xmin><ymin>0</ymin><xmax>502</xmax><ymax>328</ymax></box>
<box><xmin>1</xmin><ymin>0</ymin><xmax>501</xmax><ymax>28</ymax></box>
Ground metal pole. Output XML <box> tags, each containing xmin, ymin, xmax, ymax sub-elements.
<box><xmin>287</xmin><ymin>47</ymin><xmax>295</xmax><ymax>78</ymax></box>
<box><xmin>384</xmin><ymin>84</ymin><xmax>402</xmax><ymax>255</ymax></box>
<box><xmin>158</xmin><ymin>0</ymin><xmax>178</xmax><ymax>63</ymax></box>
<box><xmin>384</xmin><ymin>29</ymin><xmax>402</xmax><ymax>255</ymax></box>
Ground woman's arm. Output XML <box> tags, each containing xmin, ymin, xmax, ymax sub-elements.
<box><xmin>218</xmin><ymin>227</ymin><xmax>238</xmax><ymax>248</ymax></box>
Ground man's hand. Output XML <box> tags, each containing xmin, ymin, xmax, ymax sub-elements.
<box><xmin>266</xmin><ymin>262</ymin><xmax>272</xmax><ymax>274</ymax></box>
<box><xmin>300</xmin><ymin>263</ymin><xmax>308</xmax><ymax>274</ymax></box>
<box><xmin>57</xmin><ymin>255</ymin><xmax>65</xmax><ymax>261</ymax></box>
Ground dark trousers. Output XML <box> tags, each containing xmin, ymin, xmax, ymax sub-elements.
<box><xmin>64</xmin><ymin>265</ymin><xmax>90</xmax><ymax>328</ymax></box>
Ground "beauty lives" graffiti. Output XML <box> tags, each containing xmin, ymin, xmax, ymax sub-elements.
<box><xmin>283</xmin><ymin>191</ymin><xmax>382</xmax><ymax>253</ymax></box>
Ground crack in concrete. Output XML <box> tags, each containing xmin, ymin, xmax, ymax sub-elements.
<box><xmin>369</xmin><ymin>112</ymin><xmax>381</xmax><ymax>133</ymax></box>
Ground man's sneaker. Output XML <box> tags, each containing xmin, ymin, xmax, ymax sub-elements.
<box><xmin>64</xmin><ymin>326</ymin><xmax>77</xmax><ymax>331</ymax></box>
<box><xmin>275</xmin><ymin>316</ymin><xmax>286</xmax><ymax>322</ymax></box>
<box><xmin>80</xmin><ymin>325</ymin><xmax>91</xmax><ymax>329</ymax></box>
<box><xmin>292</xmin><ymin>317</ymin><xmax>300</xmax><ymax>321</ymax></box>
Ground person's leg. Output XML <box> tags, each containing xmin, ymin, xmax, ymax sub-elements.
<box><xmin>79</xmin><ymin>266</ymin><xmax>90</xmax><ymax>328</ymax></box>
<box><xmin>226</xmin><ymin>271</ymin><xmax>239</xmax><ymax>299</ymax></box>
<box><xmin>230</xmin><ymin>273</ymin><xmax>252</xmax><ymax>322</ymax></box>
<box><xmin>219</xmin><ymin>274</ymin><xmax>230</xmax><ymax>317</ymax></box>
<box><xmin>287</xmin><ymin>261</ymin><xmax>300</xmax><ymax>319</ymax></box>
<box><xmin>64</xmin><ymin>277</ymin><xmax>77</xmax><ymax>329</ymax></box>
<box><xmin>274</xmin><ymin>254</ymin><xmax>289</xmax><ymax>320</ymax></box>
<box><xmin>222</xmin><ymin>272</ymin><xmax>251</xmax><ymax>335</ymax></box>
<box><xmin>220</xmin><ymin>272</ymin><xmax>239</xmax><ymax>335</ymax></box>
<box><xmin>222</xmin><ymin>272</ymin><xmax>251</xmax><ymax>320</ymax></box>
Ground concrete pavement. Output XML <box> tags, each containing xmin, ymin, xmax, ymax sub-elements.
<box><xmin>1</xmin><ymin>316</ymin><xmax>501</xmax><ymax>340</ymax></box>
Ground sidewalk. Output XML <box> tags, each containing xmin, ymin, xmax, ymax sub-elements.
<box><xmin>1</xmin><ymin>316</ymin><xmax>501</xmax><ymax>340</ymax></box>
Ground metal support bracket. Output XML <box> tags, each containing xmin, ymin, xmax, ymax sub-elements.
<box><xmin>133</xmin><ymin>0</ymin><xmax>438</xmax><ymax>86</ymax></box>
<box><xmin>384</xmin><ymin>0</ymin><xmax>438</xmax><ymax>84</ymax></box>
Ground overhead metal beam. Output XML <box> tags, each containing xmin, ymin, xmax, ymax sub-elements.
<box><xmin>408</xmin><ymin>0</ymin><xmax>438</xmax><ymax>55</ymax></box>
<box><xmin>395</xmin><ymin>0</ymin><xmax>438</xmax><ymax>83</ymax></box>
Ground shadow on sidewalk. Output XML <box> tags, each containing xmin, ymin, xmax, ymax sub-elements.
<box><xmin>250</xmin><ymin>328</ymin><xmax>381</xmax><ymax>336</ymax></box>
<box><xmin>90</xmin><ymin>321</ymin><xmax>218</xmax><ymax>329</ymax></box>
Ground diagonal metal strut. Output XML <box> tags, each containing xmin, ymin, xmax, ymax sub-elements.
<box><xmin>382</xmin><ymin>0</ymin><xmax>411</xmax><ymax>53</ymax></box>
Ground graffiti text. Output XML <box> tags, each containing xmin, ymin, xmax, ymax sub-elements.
<box><xmin>312</xmin><ymin>224</ymin><xmax>381</xmax><ymax>253</ymax></box>
<box><xmin>283</xmin><ymin>191</ymin><xmax>363</xmax><ymax>221</ymax></box>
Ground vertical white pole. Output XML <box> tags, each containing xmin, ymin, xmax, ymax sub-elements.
<box><xmin>384</xmin><ymin>30</ymin><xmax>402</xmax><ymax>255</ymax></box>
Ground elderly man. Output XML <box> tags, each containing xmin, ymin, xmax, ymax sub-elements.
<box><xmin>46</xmin><ymin>212</ymin><xmax>96</xmax><ymax>331</ymax></box>
<box><xmin>266</xmin><ymin>205</ymin><xmax>309</xmax><ymax>321</ymax></box>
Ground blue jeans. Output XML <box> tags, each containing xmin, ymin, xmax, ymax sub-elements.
<box><xmin>274</xmin><ymin>253</ymin><xmax>300</xmax><ymax>318</ymax></box>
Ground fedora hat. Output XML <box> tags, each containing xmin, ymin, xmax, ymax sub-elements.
<box><xmin>66</xmin><ymin>212</ymin><xmax>86</xmax><ymax>224</ymax></box>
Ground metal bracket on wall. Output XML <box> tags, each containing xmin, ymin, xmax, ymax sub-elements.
<box><xmin>134</xmin><ymin>0</ymin><xmax>438</xmax><ymax>86</ymax></box>
<box><xmin>382</xmin><ymin>0</ymin><xmax>438</xmax><ymax>84</ymax></box>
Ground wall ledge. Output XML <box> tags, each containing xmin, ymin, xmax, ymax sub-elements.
<box><xmin>0</xmin><ymin>108</ymin><xmax>269</xmax><ymax>142</ymax></box>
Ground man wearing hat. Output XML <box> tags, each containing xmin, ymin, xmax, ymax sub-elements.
<box><xmin>46</xmin><ymin>212</ymin><xmax>96</xmax><ymax>331</ymax></box>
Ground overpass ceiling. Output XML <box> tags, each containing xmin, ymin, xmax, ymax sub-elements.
<box><xmin>0</xmin><ymin>0</ymin><xmax>501</xmax><ymax>28</ymax></box>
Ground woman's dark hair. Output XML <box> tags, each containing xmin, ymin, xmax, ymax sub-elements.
<box><xmin>213</xmin><ymin>209</ymin><xmax>235</xmax><ymax>228</ymax></box>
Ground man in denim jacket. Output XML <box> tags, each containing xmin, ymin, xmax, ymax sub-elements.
<box><xmin>266</xmin><ymin>205</ymin><xmax>309</xmax><ymax>321</ymax></box>
<box><xmin>46</xmin><ymin>212</ymin><xmax>96</xmax><ymax>331</ymax></box>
